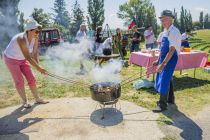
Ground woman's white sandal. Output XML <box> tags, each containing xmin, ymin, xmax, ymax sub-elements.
<box><xmin>22</xmin><ymin>103</ymin><xmax>31</xmax><ymax>108</ymax></box>
<box><xmin>35</xmin><ymin>99</ymin><xmax>49</xmax><ymax>104</ymax></box>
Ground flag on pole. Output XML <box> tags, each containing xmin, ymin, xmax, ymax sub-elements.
<box><xmin>128</xmin><ymin>16</ymin><xmax>136</xmax><ymax>30</ymax></box>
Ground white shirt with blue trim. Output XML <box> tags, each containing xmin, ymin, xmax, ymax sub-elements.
<box><xmin>162</xmin><ymin>25</ymin><xmax>181</xmax><ymax>54</ymax></box>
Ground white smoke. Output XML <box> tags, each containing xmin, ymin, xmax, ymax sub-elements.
<box><xmin>0</xmin><ymin>2</ymin><xmax>20</xmax><ymax>84</ymax></box>
<box><xmin>43</xmin><ymin>39</ymin><xmax>94</xmax><ymax>79</ymax></box>
<box><xmin>43</xmin><ymin>39</ymin><xmax>123</xmax><ymax>84</ymax></box>
<box><xmin>90</xmin><ymin>59</ymin><xmax>123</xmax><ymax>84</ymax></box>
<box><xmin>0</xmin><ymin>2</ymin><xmax>19</xmax><ymax>54</ymax></box>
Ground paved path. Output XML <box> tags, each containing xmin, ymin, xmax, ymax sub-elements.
<box><xmin>0</xmin><ymin>98</ymin><xmax>164</xmax><ymax>140</ymax></box>
<box><xmin>193</xmin><ymin>105</ymin><xmax>210</xmax><ymax>140</ymax></box>
<box><xmin>160</xmin><ymin>104</ymin><xmax>210</xmax><ymax>140</ymax></box>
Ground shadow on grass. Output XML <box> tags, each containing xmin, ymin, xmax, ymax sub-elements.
<box><xmin>162</xmin><ymin>105</ymin><xmax>202</xmax><ymax>140</ymax></box>
<box><xmin>141</xmin><ymin>76</ymin><xmax>210</xmax><ymax>94</ymax></box>
<box><xmin>143</xmin><ymin>87</ymin><xmax>158</xmax><ymax>94</ymax></box>
<box><xmin>173</xmin><ymin>76</ymin><xmax>210</xmax><ymax>91</ymax></box>
<box><xmin>0</xmin><ymin>104</ymin><xmax>42</xmax><ymax>139</ymax></box>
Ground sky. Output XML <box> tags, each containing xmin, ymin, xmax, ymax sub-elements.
<box><xmin>18</xmin><ymin>0</ymin><xmax>210</xmax><ymax>29</ymax></box>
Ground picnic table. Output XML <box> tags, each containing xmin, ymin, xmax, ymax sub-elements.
<box><xmin>94</xmin><ymin>54</ymin><xmax>120</xmax><ymax>66</ymax></box>
<box><xmin>129</xmin><ymin>51</ymin><xmax>208</xmax><ymax>80</ymax></box>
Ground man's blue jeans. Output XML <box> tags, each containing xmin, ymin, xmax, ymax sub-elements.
<box><xmin>130</xmin><ymin>44</ymin><xmax>140</xmax><ymax>53</ymax></box>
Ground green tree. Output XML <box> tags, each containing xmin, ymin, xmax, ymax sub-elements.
<box><xmin>179</xmin><ymin>6</ymin><xmax>193</xmax><ymax>32</ymax></box>
<box><xmin>117</xmin><ymin>0</ymin><xmax>157</xmax><ymax>34</ymax></box>
<box><xmin>204</xmin><ymin>13</ymin><xmax>210</xmax><ymax>29</ymax></box>
<box><xmin>180</xmin><ymin>6</ymin><xmax>185</xmax><ymax>33</ymax></box>
<box><xmin>87</xmin><ymin>0</ymin><xmax>105</xmax><ymax>31</ymax></box>
<box><xmin>31</xmin><ymin>8</ymin><xmax>51</xmax><ymax>28</ymax></box>
<box><xmin>53</xmin><ymin>0</ymin><xmax>71</xmax><ymax>29</ymax></box>
<box><xmin>0</xmin><ymin>0</ymin><xmax>20</xmax><ymax>53</ymax></box>
<box><xmin>193</xmin><ymin>21</ymin><xmax>202</xmax><ymax>30</ymax></box>
<box><xmin>49</xmin><ymin>23</ymin><xmax>69</xmax><ymax>38</ymax></box>
<box><xmin>173</xmin><ymin>8</ymin><xmax>180</xmax><ymax>29</ymax></box>
<box><xmin>199</xmin><ymin>11</ymin><xmax>204</xmax><ymax>29</ymax></box>
<box><xmin>18</xmin><ymin>12</ymin><xmax>24</xmax><ymax>32</ymax></box>
<box><xmin>184</xmin><ymin>9</ymin><xmax>193</xmax><ymax>31</ymax></box>
<box><xmin>188</xmin><ymin>11</ymin><xmax>193</xmax><ymax>30</ymax></box>
<box><xmin>70</xmin><ymin>0</ymin><xmax>85</xmax><ymax>37</ymax></box>
<box><xmin>144</xmin><ymin>5</ymin><xmax>158</xmax><ymax>35</ymax></box>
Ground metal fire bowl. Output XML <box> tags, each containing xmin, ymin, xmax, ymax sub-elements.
<box><xmin>90</xmin><ymin>82</ymin><xmax>121</xmax><ymax>105</ymax></box>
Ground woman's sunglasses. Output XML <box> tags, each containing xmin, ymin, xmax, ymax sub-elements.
<box><xmin>35</xmin><ymin>30</ymin><xmax>40</xmax><ymax>34</ymax></box>
<box><xmin>30</xmin><ymin>29</ymin><xmax>40</xmax><ymax>34</ymax></box>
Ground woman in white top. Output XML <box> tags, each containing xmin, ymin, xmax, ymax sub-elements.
<box><xmin>157</xmin><ymin>31</ymin><xmax>164</xmax><ymax>47</ymax></box>
<box><xmin>144</xmin><ymin>25</ymin><xmax>155</xmax><ymax>50</ymax></box>
<box><xmin>4</xmin><ymin>19</ymin><xmax>49</xmax><ymax>108</ymax></box>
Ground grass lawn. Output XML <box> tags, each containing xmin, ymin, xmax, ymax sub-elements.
<box><xmin>193</xmin><ymin>29</ymin><xmax>210</xmax><ymax>43</ymax></box>
<box><xmin>1</xmin><ymin>58</ymin><xmax>210</xmax><ymax>116</ymax></box>
<box><xmin>0</xmin><ymin>29</ymin><xmax>210</xmax><ymax>118</ymax></box>
<box><xmin>190</xmin><ymin>29</ymin><xmax>210</xmax><ymax>55</ymax></box>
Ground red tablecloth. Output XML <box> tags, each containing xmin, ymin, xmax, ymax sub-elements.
<box><xmin>129</xmin><ymin>51</ymin><xmax>208</xmax><ymax>76</ymax></box>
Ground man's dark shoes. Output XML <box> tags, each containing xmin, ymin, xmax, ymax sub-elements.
<box><xmin>152</xmin><ymin>106</ymin><xmax>167</xmax><ymax>113</ymax></box>
<box><xmin>168</xmin><ymin>101</ymin><xmax>175</xmax><ymax>104</ymax></box>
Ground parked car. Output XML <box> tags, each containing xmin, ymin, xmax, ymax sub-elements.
<box><xmin>38</xmin><ymin>28</ymin><xmax>63</xmax><ymax>54</ymax></box>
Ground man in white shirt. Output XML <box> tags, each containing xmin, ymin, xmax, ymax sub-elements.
<box><xmin>102</xmin><ymin>37</ymin><xmax>112</xmax><ymax>49</ymax></box>
<box><xmin>102</xmin><ymin>36</ymin><xmax>113</xmax><ymax>55</ymax></box>
<box><xmin>144</xmin><ymin>25</ymin><xmax>155</xmax><ymax>50</ymax></box>
<box><xmin>102</xmin><ymin>37</ymin><xmax>113</xmax><ymax>55</ymax></box>
<box><xmin>153</xmin><ymin>10</ymin><xmax>181</xmax><ymax>113</ymax></box>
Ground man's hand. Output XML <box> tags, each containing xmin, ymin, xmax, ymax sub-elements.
<box><xmin>156</xmin><ymin>64</ymin><xmax>165</xmax><ymax>72</ymax></box>
<box><xmin>132</xmin><ymin>38</ymin><xmax>137</xmax><ymax>41</ymax></box>
<box><xmin>153</xmin><ymin>60</ymin><xmax>159</xmax><ymax>66</ymax></box>
<box><xmin>112</xmin><ymin>45</ymin><xmax>117</xmax><ymax>48</ymax></box>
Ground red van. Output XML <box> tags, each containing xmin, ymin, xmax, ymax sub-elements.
<box><xmin>39</xmin><ymin>28</ymin><xmax>63</xmax><ymax>46</ymax></box>
<box><xmin>38</xmin><ymin>28</ymin><xmax>63</xmax><ymax>54</ymax></box>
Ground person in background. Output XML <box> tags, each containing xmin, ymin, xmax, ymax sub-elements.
<box><xmin>144</xmin><ymin>25</ymin><xmax>155</xmax><ymax>50</ymax></box>
<box><xmin>130</xmin><ymin>25</ymin><xmax>141</xmax><ymax>53</ymax></box>
<box><xmin>121</xmin><ymin>35</ymin><xmax>128</xmax><ymax>59</ymax></box>
<box><xmin>181</xmin><ymin>29</ymin><xmax>190</xmax><ymax>50</ymax></box>
<box><xmin>113</xmin><ymin>28</ymin><xmax>122</xmax><ymax>55</ymax></box>
<box><xmin>180</xmin><ymin>29</ymin><xmax>191</xmax><ymax>75</ymax></box>
<box><xmin>152</xmin><ymin>10</ymin><xmax>181</xmax><ymax>113</ymax></box>
<box><xmin>3</xmin><ymin>19</ymin><xmax>49</xmax><ymax>108</ymax></box>
<box><xmin>157</xmin><ymin>31</ymin><xmax>164</xmax><ymax>48</ymax></box>
<box><xmin>75</xmin><ymin>23</ymin><xmax>87</xmax><ymax>42</ymax></box>
<box><xmin>102</xmin><ymin>35</ymin><xmax>114</xmax><ymax>53</ymax></box>
<box><xmin>75</xmin><ymin>23</ymin><xmax>89</xmax><ymax>75</ymax></box>
<box><xmin>94</xmin><ymin>26</ymin><xmax>103</xmax><ymax>54</ymax></box>
<box><xmin>94</xmin><ymin>36</ymin><xmax>114</xmax><ymax>66</ymax></box>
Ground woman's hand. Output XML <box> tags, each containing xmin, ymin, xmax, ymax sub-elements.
<box><xmin>37</xmin><ymin>67</ymin><xmax>48</xmax><ymax>75</ymax></box>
